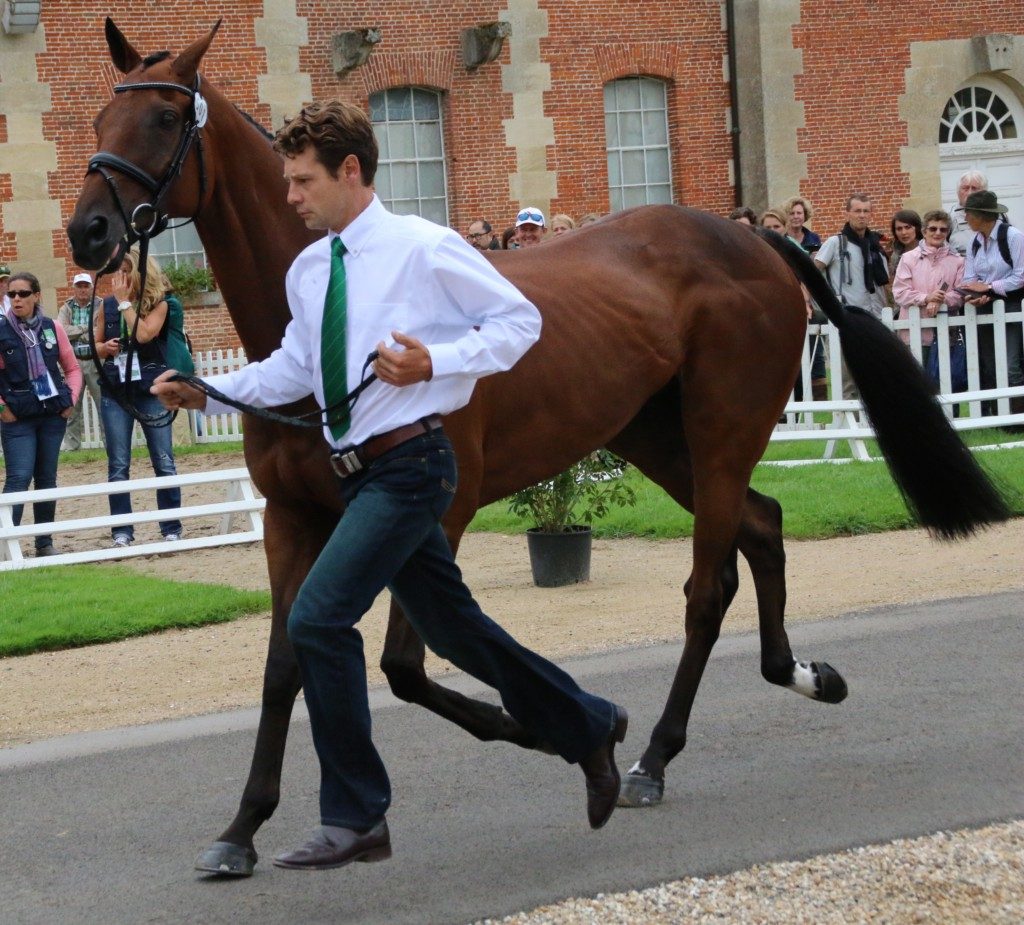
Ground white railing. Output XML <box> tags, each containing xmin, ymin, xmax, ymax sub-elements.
<box><xmin>779</xmin><ymin>300</ymin><xmax>1024</xmax><ymax>460</ymax></box>
<box><xmin>4</xmin><ymin>306</ymin><xmax>1023</xmax><ymax>462</ymax></box>
<box><xmin>0</xmin><ymin>467</ymin><xmax>265</xmax><ymax>571</ymax></box>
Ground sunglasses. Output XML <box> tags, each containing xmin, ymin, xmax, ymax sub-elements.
<box><xmin>516</xmin><ymin>209</ymin><xmax>544</xmax><ymax>224</ymax></box>
<box><xmin>925</xmin><ymin>226</ymin><xmax>949</xmax><ymax>233</ymax></box>
<box><xmin>466</xmin><ymin>232</ymin><xmax>488</xmax><ymax>240</ymax></box>
<box><xmin>7</xmin><ymin>289</ymin><xmax>35</xmax><ymax>299</ymax></box>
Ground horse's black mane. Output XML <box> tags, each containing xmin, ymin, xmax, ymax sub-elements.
<box><xmin>138</xmin><ymin>51</ymin><xmax>274</xmax><ymax>143</ymax></box>
<box><xmin>142</xmin><ymin>51</ymin><xmax>172</xmax><ymax>68</ymax></box>
<box><xmin>234</xmin><ymin>105</ymin><xmax>274</xmax><ymax>142</ymax></box>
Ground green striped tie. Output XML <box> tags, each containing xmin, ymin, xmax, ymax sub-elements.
<box><xmin>321</xmin><ymin>237</ymin><xmax>350</xmax><ymax>440</ymax></box>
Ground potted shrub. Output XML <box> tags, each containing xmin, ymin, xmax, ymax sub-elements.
<box><xmin>507</xmin><ymin>450</ymin><xmax>636</xmax><ymax>587</ymax></box>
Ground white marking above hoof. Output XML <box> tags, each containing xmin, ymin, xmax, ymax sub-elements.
<box><xmin>790</xmin><ymin>660</ymin><xmax>820</xmax><ymax>699</ymax></box>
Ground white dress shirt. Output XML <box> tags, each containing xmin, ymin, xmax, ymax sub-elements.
<box><xmin>203</xmin><ymin>196</ymin><xmax>542</xmax><ymax>447</ymax></box>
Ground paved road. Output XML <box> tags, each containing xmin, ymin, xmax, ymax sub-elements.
<box><xmin>2</xmin><ymin>593</ymin><xmax>1022</xmax><ymax>925</ymax></box>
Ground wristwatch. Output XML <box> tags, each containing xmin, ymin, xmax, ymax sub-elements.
<box><xmin>117</xmin><ymin>300</ymin><xmax>133</xmax><ymax>313</ymax></box>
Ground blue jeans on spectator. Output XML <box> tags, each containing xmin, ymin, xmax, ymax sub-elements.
<box><xmin>1</xmin><ymin>414</ymin><xmax>67</xmax><ymax>551</ymax></box>
<box><xmin>287</xmin><ymin>430</ymin><xmax>616</xmax><ymax>829</ymax></box>
<box><xmin>100</xmin><ymin>392</ymin><xmax>182</xmax><ymax>539</ymax></box>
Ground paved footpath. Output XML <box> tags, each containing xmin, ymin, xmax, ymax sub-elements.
<box><xmin>1</xmin><ymin>593</ymin><xmax>1021</xmax><ymax>925</ymax></box>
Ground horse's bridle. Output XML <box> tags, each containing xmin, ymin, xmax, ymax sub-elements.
<box><xmin>83</xmin><ymin>74</ymin><xmax>376</xmax><ymax>433</ymax></box>
<box><xmin>87</xmin><ymin>75</ymin><xmax>209</xmax><ymax>274</ymax></box>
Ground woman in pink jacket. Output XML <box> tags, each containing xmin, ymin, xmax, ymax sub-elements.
<box><xmin>892</xmin><ymin>209</ymin><xmax>965</xmax><ymax>366</ymax></box>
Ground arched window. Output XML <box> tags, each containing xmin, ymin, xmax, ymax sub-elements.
<box><xmin>369</xmin><ymin>87</ymin><xmax>449</xmax><ymax>226</ymax></box>
<box><xmin>940</xmin><ymin>85</ymin><xmax>1018</xmax><ymax>143</ymax></box>
<box><xmin>603</xmin><ymin>76</ymin><xmax>673</xmax><ymax>211</ymax></box>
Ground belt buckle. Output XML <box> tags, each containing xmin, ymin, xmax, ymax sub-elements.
<box><xmin>330</xmin><ymin>449</ymin><xmax>363</xmax><ymax>478</ymax></box>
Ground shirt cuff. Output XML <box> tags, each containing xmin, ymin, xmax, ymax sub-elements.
<box><xmin>426</xmin><ymin>343</ymin><xmax>461</xmax><ymax>379</ymax></box>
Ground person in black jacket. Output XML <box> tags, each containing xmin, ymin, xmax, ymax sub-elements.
<box><xmin>1</xmin><ymin>271</ymin><xmax>82</xmax><ymax>556</ymax></box>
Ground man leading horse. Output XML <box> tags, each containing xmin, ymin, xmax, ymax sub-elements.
<box><xmin>151</xmin><ymin>99</ymin><xmax>628</xmax><ymax>871</ymax></box>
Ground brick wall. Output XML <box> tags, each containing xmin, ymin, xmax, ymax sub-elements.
<box><xmin>2</xmin><ymin>1</ymin><xmax>1021</xmax><ymax>347</ymax></box>
<box><xmin>792</xmin><ymin>0</ymin><xmax>1024</xmax><ymax>236</ymax></box>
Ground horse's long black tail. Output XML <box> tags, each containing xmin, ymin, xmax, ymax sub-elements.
<box><xmin>756</xmin><ymin>228</ymin><xmax>1009</xmax><ymax>540</ymax></box>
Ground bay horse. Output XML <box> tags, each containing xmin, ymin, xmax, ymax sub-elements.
<box><xmin>67</xmin><ymin>21</ymin><xmax>1007</xmax><ymax>876</ymax></box>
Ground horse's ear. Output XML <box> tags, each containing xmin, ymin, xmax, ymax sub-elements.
<box><xmin>172</xmin><ymin>20</ymin><xmax>223</xmax><ymax>83</ymax></box>
<box><xmin>105</xmin><ymin>18</ymin><xmax>142</xmax><ymax>74</ymax></box>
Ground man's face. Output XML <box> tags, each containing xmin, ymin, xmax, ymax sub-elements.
<box><xmin>73</xmin><ymin>282</ymin><xmax>92</xmax><ymax>304</ymax></box>
<box><xmin>284</xmin><ymin>147</ymin><xmax>350</xmax><ymax>232</ymax></box>
<box><xmin>466</xmin><ymin>221</ymin><xmax>493</xmax><ymax>250</ymax></box>
<box><xmin>958</xmin><ymin>178</ymin><xmax>985</xmax><ymax>206</ymax></box>
<box><xmin>515</xmin><ymin>223</ymin><xmax>544</xmax><ymax>247</ymax></box>
<box><xmin>845</xmin><ymin>198</ymin><xmax>871</xmax><ymax>234</ymax></box>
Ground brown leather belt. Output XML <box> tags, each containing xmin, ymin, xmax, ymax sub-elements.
<box><xmin>330</xmin><ymin>414</ymin><xmax>444</xmax><ymax>479</ymax></box>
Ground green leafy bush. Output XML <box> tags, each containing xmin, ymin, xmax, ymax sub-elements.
<box><xmin>163</xmin><ymin>261</ymin><xmax>216</xmax><ymax>300</ymax></box>
<box><xmin>507</xmin><ymin>450</ymin><xmax>636</xmax><ymax>533</ymax></box>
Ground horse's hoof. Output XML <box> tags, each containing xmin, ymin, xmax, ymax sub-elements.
<box><xmin>617</xmin><ymin>769</ymin><xmax>664</xmax><ymax>807</ymax></box>
<box><xmin>816</xmin><ymin>661</ymin><xmax>849</xmax><ymax>704</ymax></box>
<box><xmin>195</xmin><ymin>840</ymin><xmax>258</xmax><ymax>877</ymax></box>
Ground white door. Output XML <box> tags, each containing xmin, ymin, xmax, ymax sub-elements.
<box><xmin>939</xmin><ymin>77</ymin><xmax>1024</xmax><ymax>227</ymax></box>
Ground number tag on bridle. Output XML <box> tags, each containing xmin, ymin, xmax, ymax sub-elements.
<box><xmin>194</xmin><ymin>92</ymin><xmax>209</xmax><ymax>129</ymax></box>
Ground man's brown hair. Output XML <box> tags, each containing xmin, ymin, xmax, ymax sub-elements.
<box><xmin>274</xmin><ymin>101</ymin><xmax>378</xmax><ymax>185</ymax></box>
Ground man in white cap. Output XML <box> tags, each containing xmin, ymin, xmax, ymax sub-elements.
<box><xmin>57</xmin><ymin>271</ymin><xmax>105</xmax><ymax>449</ymax></box>
<box><xmin>513</xmin><ymin>206</ymin><xmax>547</xmax><ymax>248</ymax></box>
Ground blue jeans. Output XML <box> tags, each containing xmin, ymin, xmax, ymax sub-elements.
<box><xmin>1</xmin><ymin>414</ymin><xmax>67</xmax><ymax>550</ymax></box>
<box><xmin>100</xmin><ymin>393</ymin><xmax>182</xmax><ymax>539</ymax></box>
<box><xmin>287</xmin><ymin>431</ymin><xmax>616</xmax><ymax>829</ymax></box>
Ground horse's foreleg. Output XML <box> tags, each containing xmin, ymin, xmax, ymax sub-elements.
<box><xmin>738</xmin><ymin>489</ymin><xmax>848</xmax><ymax>704</ymax></box>
<box><xmin>619</xmin><ymin>466</ymin><xmax>748</xmax><ymax>806</ymax></box>
<box><xmin>380</xmin><ymin>600</ymin><xmax>555</xmax><ymax>752</ymax></box>
<box><xmin>195</xmin><ymin>502</ymin><xmax>335</xmax><ymax>877</ymax></box>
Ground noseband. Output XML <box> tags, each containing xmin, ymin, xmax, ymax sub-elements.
<box><xmin>88</xmin><ymin>75</ymin><xmax>209</xmax><ymax>272</ymax></box>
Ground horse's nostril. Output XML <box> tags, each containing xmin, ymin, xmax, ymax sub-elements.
<box><xmin>86</xmin><ymin>215</ymin><xmax>109</xmax><ymax>244</ymax></box>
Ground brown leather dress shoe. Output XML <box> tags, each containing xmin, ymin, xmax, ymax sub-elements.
<box><xmin>272</xmin><ymin>820</ymin><xmax>391</xmax><ymax>870</ymax></box>
<box><xmin>579</xmin><ymin>705</ymin><xmax>628</xmax><ymax>829</ymax></box>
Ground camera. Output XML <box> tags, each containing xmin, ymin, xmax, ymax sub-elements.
<box><xmin>117</xmin><ymin>336</ymin><xmax>130</xmax><ymax>352</ymax></box>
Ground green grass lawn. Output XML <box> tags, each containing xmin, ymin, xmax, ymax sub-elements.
<box><xmin>470</xmin><ymin>442</ymin><xmax>1024</xmax><ymax>540</ymax></box>
<box><xmin>0</xmin><ymin>565</ymin><xmax>270</xmax><ymax>657</ymax></box>
<box><xmin>12</xmin><ymin>432</ymin><xmax>1015</xmax><ymax>658</ymax></box>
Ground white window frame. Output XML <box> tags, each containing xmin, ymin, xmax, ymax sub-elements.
<box><xmin>148</xmin><ymin>222</ymin><xmax>208</xmax><ymax>270</ymax></box>
<box><xmin>369</xmin><ymin>87</ymin><xmax>449</xmax><ymax>226</ymax></box>
<box><xmin>603</xmin><ymin>76</ymin><xmax>673</xmax><ymax>211</ymax></box>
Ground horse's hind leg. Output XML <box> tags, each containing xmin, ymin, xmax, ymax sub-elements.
<box><xmin>738</xmin><ymin>488</ymin><xmax>848</xmax><ymax>704</ymax></box>
<box><xmin>380</xmin><ymin>597</ymin><xmax>554</xmax><ymax>752</ymax></box>
<box><xmin>604</xmin><ymin>386</ymin><xmax>752</xmax><ymax>807</ymax></box>
<box><xmin>195</xmin><ymin>501</ymin><xmax>335</xmax><ymax>877</ymax></box>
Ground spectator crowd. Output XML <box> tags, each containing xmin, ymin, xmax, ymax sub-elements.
<box><xmin>3</xmin><ymin>171</ymin><xmax>1022</xmax><ymax>557</ymax></box>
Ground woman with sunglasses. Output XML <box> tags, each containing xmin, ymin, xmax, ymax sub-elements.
<box><xmin>93</xmin><ymin>248</ymin><xmax>183</xmax><ymax>547</ymax></box>
<box><xmin>0</xmin><ymin>271</ymin><xmax>82</xmax><ymax>557</ymax></box>
<box><xmin>892</xmin><ymin>210</ymin><xmax>964</xmax><ymax>367</ymax></box>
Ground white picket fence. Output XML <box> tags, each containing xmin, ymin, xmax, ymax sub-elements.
<box><xmin>778</xmin><ymin>300</ymin><xmax>1024</xmax><ymax>461</ymax></box>
<box><xmin>0</xmin><ymin>467</ymin><xmax>264</xmax><ymax>571</ymax></box>
<box><xmin>8</xmin><ymin>307</ymin><xmax>1023</xmax><ymax>457</ymax></box>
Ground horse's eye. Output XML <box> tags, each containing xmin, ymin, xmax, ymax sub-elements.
<box><xmin>160</xmin><ymin>110</ymin><xmax>178</xmax><ymax>128</ymax></box>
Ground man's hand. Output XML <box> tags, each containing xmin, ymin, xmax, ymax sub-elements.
<box><xmin>374</xmin><ymin>331</ymin><xmax>433</xmax><ymax>387</ymax></box>
<box><xmin>150</xmin><ymin>369</ymin><xmax>207</xmax><ymax>411</ymax></box>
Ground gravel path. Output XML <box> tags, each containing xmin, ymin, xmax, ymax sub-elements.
<box><xmin>476</xmin><ymin>821</ymin><xmax>1024</xmax><ymax>925</ymax></box>
<box><xmin>8</xmin><ymin>452</ymin><xmax>1023</xmax><ymax>922</ymax></box>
